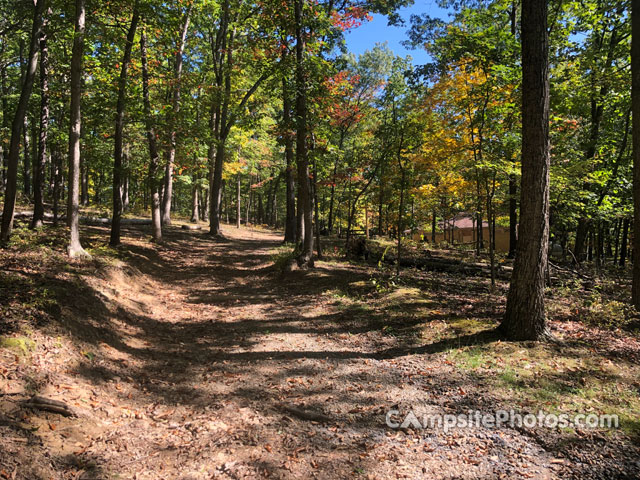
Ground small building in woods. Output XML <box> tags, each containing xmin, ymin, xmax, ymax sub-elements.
<box><xmin>412</xmin><ymin>213</ymin><xmax>512</xmax><ymax>253</ymax></box>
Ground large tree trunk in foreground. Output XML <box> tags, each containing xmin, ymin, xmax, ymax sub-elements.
<box><xmin>632</xmin><ymin>1</ymin><xmax>640</xmax><ymax>308</ymax></box>
<box><xmin>110</xmin><ymin>3</ymin><xmax>139</xmax><ymax>246</ymax></box>
<box><xmin>294</xmin><ymin>0</ymin><xmax>313</xmax><ymax>267</ymax></box>
<box><xmin>31</xmin><ymin>12</ymin><xmax>49</xmax><ymax>229</ymax></box>
<box><xmin>66</xmin><ymin>0</ymin><xmax>88</xmax><ymax>257</ymax></box>
<box><xmin>501</xmin><ymin>0</ymin><xmax>550</xmax><ymax>340</ymax></box>
<box><xmin>140</xmin><ymin>27</ymin><xmax>162</xmax><ymax>243</ymax></box>
<box><xmin>0</xmin><ymin>0</ymin><xmax>45</xmax><ymax>242</ymax></box>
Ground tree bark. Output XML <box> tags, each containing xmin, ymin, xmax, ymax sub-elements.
<box><xmin>110</xmin><ymin>3</ymin><xmax>139</xmax><ymax>246</ymax></box>
<box><xmin>140</xmin><ymin>26</ymin><xmax>162</xmax><ymax>242</ymax></box>
<box><xmin>31</xmin><ymin>11</ymin><xmax>49</xmax><ymax>229</ymax></box>
<box><xmin>501</xmin><ymin>0</ymin><xmax>550</xmax><ymax>340</ymax></box>
<box><xmin>66</xmin><ymin>0</ymin><xmax>88</xmax><ymax>257</ymax></box>
<box><xmin>283</xmin><ymin>70</ymin><xmax>296</xmax><ymax>243</ymax></box>
<box><xmin>0</xmin><ymin>0</ymin><xmax>44</xmax><ymax>242</ymax></box>
<box><xmin>295</xmin><ymin>0</ymin><xmax>313</xmax><ymax>267</ymax></box>
<box><xmin>210</xmin><ymin>140</ymin><xmax>225</xmax><ymax>234</ymax></box>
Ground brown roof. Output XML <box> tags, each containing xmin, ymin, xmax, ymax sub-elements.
<box><xmin>439</xmin><ymin>213</ymin><xmax>488</xmax><ymax>229</ymax></box>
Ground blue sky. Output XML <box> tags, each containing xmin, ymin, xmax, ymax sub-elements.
<box><xmin>344</xmin><ymin>0</ymin><xmax>452</xmax><ymax>65</ymax></box>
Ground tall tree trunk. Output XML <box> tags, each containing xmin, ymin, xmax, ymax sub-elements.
<box><xmin>66</xmin><ymin>0</ymin><xmax>88</xmax><ymax>257</ymax></box>
<box><xmin>283</xmin><ymin>70</ymin><xmax>296</xmax><ymax>243</ymax></box>
<box><xmin>633</xmin><ymin>0</ymin><xmax>640</xmax><ymax>307</ymax></box>
<box><xmin>110</xmin><ymin>3</ymin><xmax>139</xmax><ymax>246</ymax></box>
<box><xmin>295</xmin><ymin>0</ymin><xmax>313</xmax><ymax>267</ymax></box>
<box><xmin>140</xmin><ymin>26</ymin><xmax>162</xmax><ymax>242</ymax></box>
<box><xmin>501</xmin><ymin>0</ymin><xmax>550</xmax><ymax>340</ymax></box>
<box><xmin>31</xmin><ymin>12</ymin><xmax>49</xmax><ymax>229</ymax></box>
<box><xmin>0</xmin><ymin>0</ymin><xmax>45</xmax><ymax>242</ymax></box>
<box><xmin>161</xmin><ymin>6</ymin><xmax>191</xmax><ymax>226</ymax></box>
<box><xmin>210</xmin><ymin>140</ymin><xmax>225</xmax><ymax>235</ymax></box>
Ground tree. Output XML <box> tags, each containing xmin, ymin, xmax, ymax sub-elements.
<box><xmin>31</xmin><ymin>3</ymin><xmax>50</xmax><ymax>229</ymax></box>
<box><xmin>140</xmin><ymin>24</ymin><xmax>162</xmax><ymax>243</ymax></box>
<box><xmin>110</xmin><ymin>2</ymin><xmax>140</xmax><ymax>246</ymax></box>
<box><xmin>204</xmin><ymin>0</ymin><xmax>275</xmax><ymax>236</ymax></box>
<box><xmin>282</xmin><ymin>53</ymin><xmax>297</xmax><ymax>243</ymax></box>
<box><xmin>294</xmin><ymin>0</ymin><xmax>314</xmax><ymax>267</ymax></box>
<box><xmin>632</xmin><ymin>0</ymin><xmax>640</xmax><ymax>309</ymax></box>
<box><xmin>0</xmin><ymin>0</ymin><xmax>45</xmax><ymax>242</ymax></box>
<box><xmin>66</xmin><ymin>0</ymin><xmax>89</xmax><ymax>258</ymax></box>
<box><xmin>161</xmin><ymin>4</ymin><xmax>192</xmax><ymax>226</ymax></box>
<box><xmin>500</xmin><ymin>0</ymin><xmax>550</xmax><ymax>340</ymax></box>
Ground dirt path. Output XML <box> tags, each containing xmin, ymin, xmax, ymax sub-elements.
<box><xmin>1</xmin><ymin>225</ymin><xmax>637</xmax><ymax>479</ymax></box>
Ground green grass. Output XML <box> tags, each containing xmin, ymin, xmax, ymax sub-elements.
<box><xmin>1</xmin><ymin>336</ymin><xmax>37</xmax><ymax>355</ymax></box>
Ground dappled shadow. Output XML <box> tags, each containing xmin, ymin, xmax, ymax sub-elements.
<box><xmin>3</xmin><ymin>222</ymin><xmax>639</xmax><ymax>479</ymax></box>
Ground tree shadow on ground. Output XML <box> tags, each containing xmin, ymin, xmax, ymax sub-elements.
<box><xmin>3</xmin><ymin>223</ymin><xmax>639</xmax><ymax>479</ymax></box>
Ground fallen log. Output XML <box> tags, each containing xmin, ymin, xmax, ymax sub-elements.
<box><xmin>280</xmin><ymin>404</ymin><xmax>332</xmax><ymax>423</ymax></box>
<box><xmin>181</xmin><ymin>224</ymin><xmax>202</xmax><ymax>230</ymax></box>
<box><xmin>7</xmin><ymin>210</ymin><xmax>152</xmax><ymax>226</ymax></box>
<box><xmin>22</xmin><ymin>395</ymin><xmax>77</xmax><ymax>417</ymax></box>
<box><xmin>372</xmin><ymin>251</ymin><xmax>510</xmax><ymax>279</ymax></box>
<box><xmin>80</xmin><ymin>216</ymin><xmax>151</xmax><ymax>226</ymax></box>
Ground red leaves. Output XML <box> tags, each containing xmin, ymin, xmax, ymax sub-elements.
<box><xmin>330</xmin><ymin>7</ymin><xmax>372</xmax><ymax>32</ymax></box>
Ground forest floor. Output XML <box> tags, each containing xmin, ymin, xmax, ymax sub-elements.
<box><xmin>1</xmin><ymin>221</ymin><xmax>640</xmax><ymax>479</ymax></box>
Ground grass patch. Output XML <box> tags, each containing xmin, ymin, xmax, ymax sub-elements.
<box><xmin>1</xmin><ymin>336</ymin><xmax>36</xmax><ymax>355</ymax></box>
<box><xmin>270</xmin><ymin>244</ymin><xmax>297</xmax><ymax>273</ymax></box>
<box><xmin>447</xmin><ymin>339</ymin><xmax>640</xmax><ymax>436</ymax></box>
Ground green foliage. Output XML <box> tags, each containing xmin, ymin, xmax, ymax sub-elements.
<box><xmin>270</xmin><ymin>244</ymin><xmax>297</xmax><ymax>272</ymax></box>
<box><xmin>0</xmin><ymin>336</ymin><xmax>37</xmax><ymax>355</ymax></box>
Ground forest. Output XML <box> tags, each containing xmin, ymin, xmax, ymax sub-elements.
<box><xmin>1</xmin><ymin>0</ymin><xmax>639</xmax><ymax>478</ymax></box>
